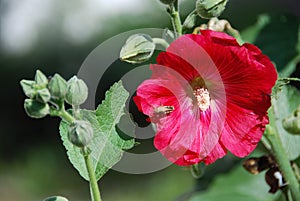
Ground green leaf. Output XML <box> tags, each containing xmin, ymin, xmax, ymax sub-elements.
<box><xmin>59</xmin><ymin>81</ymin><xmax>135</xmax><ymax>181</ymax></box>
<box><xmin>269</xmin><ymin>86</ymin><xmax>300</xmax><ymax>160</ymax></box>
<box><xmin>188</xmin><ymin>165</ymin><xmax>278</xmax><ymax>201</ymax></box>
<box><xmin>94</xmin><ymin>81</ymin><xmax>135</xmax><ymax>179</ymax></box>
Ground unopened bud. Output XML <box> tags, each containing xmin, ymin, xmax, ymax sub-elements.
<box><xmin>65</xmin><ymin>76</ymin><xmax>88</xmax><ymax>106</ymax></box>
<box><xmin>48</xmin><ymin>74</ymin><xmax>67</xmax><ymax>99</ymax></box>
<box><xmin>159</xmin><ymin>0</ymin><xmax>176</xmax><ymax>5</ymax></box>
<box><xmin>35</xmin><ymin>70</ymin><xmax>48</xmax><ymax>86</ymax></box>
<box><xmin>120</xmin><ymin>34</ymin><xmax>155</xmax><ymax>64</ymax></box>
<box><xmin>43</xmin><ymin>196</ymin><xmax>69</xmax><ymax>201</ymax></box>
<box><xmin>196</xmin><ymin>0</ymin><xmax>228</xmax><ymax>19</ymax></box>
<box><xmin>282</xmin><ymin>108</ymin><xmax>300</xmax><ymax>135</ymax></box>
<box><xmin>20</xmin><ymin>79</ymin><xmax>36</xmax><ymax>98</ymax></box>
<box><xmin>183</xmin><ymin>14</ymin><xmax>196</xmax><ymax>29</ymax></box>
<box><xmin>35</xmin><ymin>88</ymin><xmax>51</xmax><ymax>103</ymax></box>
<box><xmin>24</xmin><ymin>99</ymin><xmax>49</xmax><ymax>118</ymax></box>
<box><xmin>68</xmin><ymin>120</ymin><xmax>93</xmax><ymax>147</ymax></box>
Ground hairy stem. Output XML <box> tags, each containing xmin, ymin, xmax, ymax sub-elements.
<box><xmin>170</xmin><ymin>0</ymin><xmax>182</xmax><ymax>37</ymax></box>
<box><xmin>266</xmin><ymin>102</ymin><xmax>300</xmax><ymax>201</ymax></box>
<box><xmin>82</xmin><ymin>148</ymin><xmax>102</xmax><ymax>201</ymax></box>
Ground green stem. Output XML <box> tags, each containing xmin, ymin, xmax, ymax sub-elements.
<box><xmin>169</xmin><ymin>0</ymin><xmax>182</xmax><ymax>37</ymax></box>
<box><xmin>265</xmin><ymin>126</ymin><xmax>300</xmax><ymax>200</ymax></box>
<box><xmin>82</xmin><ymin>148</ymin><xmax>102</xmax><ymax>201</ymax></box>
<box><xmin>282</xmin><ymin>188</ymin><xmax>292</xmax><ymax>201</ymax></box>
<box><xmin>152</xmin><ymin>38</ymin><xmax>169</xmax><ymax>49</ymax></box>
<box><xmin>60</xmin><ymin>106</ymin><xmax>75</xmax><ymax>124</ymax></box>
<box><xmin>278</xmin><ymin>77</ymin><xmax>300</xmax><ymax>82</ymax></box>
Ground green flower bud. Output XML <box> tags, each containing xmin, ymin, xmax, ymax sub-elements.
<box><xmin>120</xmin><ymin>34</ymin><xmax>155</xmax><ymax>64</ymax></box>
<box><xmin>282</xmin><ymin>109</ymin><xmax>300</xmax><ymax>135</ymax></box>
<box><xmin>65</xmin><ymin>76</ymin><xmax>88</xmax><ymax>106</ymax></box>
<box><xmin>48</xmin><ymin>74</ymin><xmax>67</xmax><ymax>99</ymax></box>
<box><xmin>68</xmin><ymin>120</ymin><xmax>93</xmax><ymax>147</ymax></box>
<box><xmin>24</xmin><ymin>99</ymin><xmax>49</xmax><ymax>118</ymax></box>
<box><xmin>20</xmin><ymin>79</ymin><xmax>36</xmax><ymax>98</ymax></box>
<box><xmin>35</xmin><ymin>70</ymin><xmax>48</xmax><ymax>86</ymax></box>
<box><xmin>196</xmin><ymin>0</ymin><xmax>228</xmax><ymax>19</ymax></box>
<box><xmin>43</xmin><ymin>196</ymin><xmax>69</xmax><ymax>201</ymax></box>
<box><xmin>159</xmin><ymin>0</ymin><xmax>176</xmax><ymax>5</ymax></box>
<box><xmin>183</xmin><ymin>13</ymin><xmax>196</xmax><ymax>29</ymax></box>
<box><xmin>35</xmin><ymin>88</ymin><xmax>51</xmax><ymax>103</ymax></box>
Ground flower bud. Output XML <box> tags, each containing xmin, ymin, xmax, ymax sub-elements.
<box><xmin>24</xmin><ymin>99</ymin><xmax>50</xmax><ymax>118</ymax></box>
<box><xmin>183</xmin><ymin>14</ymin><xmax>196</xmax><ymax>29</ymax></box>
<box><xmin>159</xmin><ymin>0</ymin><xmax>176</xmax><ymax>5</ymax></box>
<box><xmin>196</xmin><ymin>0</ymin><xmax>228</xmax><ymax>19</ymax></box>
<box><xmin>48</xmin><ymin>74</ymin><xmax>67</xmax><ymax>99</ymax></box>
<box><xmin>20</xmin><ymin>79</ymin><xmax>36</xmax><ymax>98</ymax></box>
<box><xmin>35</xmin><ymin>88</ymin><xmax>51</xmax><ymax>103</ymax></box>
<box><xmin>120</xmin><ymin>34</ymin><xmax>155</xmax><ymax>64</ymax></box>
<box><xmin>68</xmin><ymin>120</ymin><xmax>94</xmax><ymax>147</ymax></box>
<box><xmin>65</xmin><ymin>76</ymin><xmax>88</xmax><ymax>106</ymax></box>
<box><xmin>43</xmin><ymin>196</ymin><xmax>69</xmax><ymax>201</ymax></box>
<box><xmin>282</xmin><ymin>109</ymin><xmax>300</xmax><ymax>135</ymax></box>
<box><xmin>35</xmin><ymin>70</ymin><xmax>48</xmax><ymax>86</ymax></box>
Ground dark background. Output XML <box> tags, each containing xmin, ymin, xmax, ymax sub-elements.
<box><xmin>0</xmin><ymin>0</ymin><xmax>299</xmax><ymax>201</ymax></box>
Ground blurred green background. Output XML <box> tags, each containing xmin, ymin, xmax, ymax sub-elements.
<box><xmin>0</xmin><ymin>0</ymin><xmax>299</xmax><ymax>201</ymax></box>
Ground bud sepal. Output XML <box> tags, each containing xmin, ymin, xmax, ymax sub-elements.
<box><xmin>48</xmin><ymin>73</ymin><xmax>68</xmax><ymax>99</ymax></box>
<box><xmin>24</xmin><ymin>99</ymin><xmax>50</xmax><ymax>118</ymax></box>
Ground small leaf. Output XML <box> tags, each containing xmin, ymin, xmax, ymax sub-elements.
<box><xmin>59</xmin><ymin>81</ymin><xmax>134</xmax><ymax>181</ymax></box>
<box><xmin>269</xmin><ymin>86</ymin><xmax>300</xmax><ymax>160</ymax></box>
<box><xmin>188</xmin><ymin>165</ymin><xmax>278</xmax><ymax>201</ymax></box>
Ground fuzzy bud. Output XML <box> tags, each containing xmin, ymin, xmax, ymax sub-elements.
<box><xmin>120</xmin><ymin>34</ymin><xmax>155</xmax><ymax>64</ymax></box>
<box><xmin>68</xmin><ymin>120</ymin><xmax>94</xmax><ymax>147</ymax></box>
<box><xmin>65</xmin><ymin>76</ymin><xmax>88</xmax><ymax>106</ymax></box>
<box><xmin>24</xmin><ymin>99</ymin><xmax>49</xmax><ymax>118</ymax></box>
<box><xmin>48</xmin><ymin>74</ymin><xmax>67</xmax><ymax>99</ymax></box>
<box><xmin>183</xmin><ymin>14</ymin><xmax>196</xmax><ymax>29</ymax></box>
<box><xmin>282</xmin><ymin>108</ymin><xmax>300</xmax><ymax>135</ymax></box>
<box><xmin>196</xmin><ymin>0</ymin><xmax>228</xmax><ymax>19</ymax></box>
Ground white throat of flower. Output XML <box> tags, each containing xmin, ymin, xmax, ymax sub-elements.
<box><xmin>193</xmin><ymin>88</ymin><xmax>210</xmax><ymax>111</ymax></box>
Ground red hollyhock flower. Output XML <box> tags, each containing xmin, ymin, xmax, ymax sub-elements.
<box><xmin>134</xmin><ymin>30</ymin><xmax>277</xmax><ymax>166</ymax></box>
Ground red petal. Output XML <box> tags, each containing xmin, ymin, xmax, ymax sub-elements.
<box><xmin>221</xmin><ymin>103</ymin><xmax>268</xmax><ymax>157</ymax></box>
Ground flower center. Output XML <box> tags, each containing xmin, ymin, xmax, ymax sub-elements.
<box><xmin>193</xmin><ymin>88</ymin><xmax>210</xmax><ymax>111</ymax></box>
